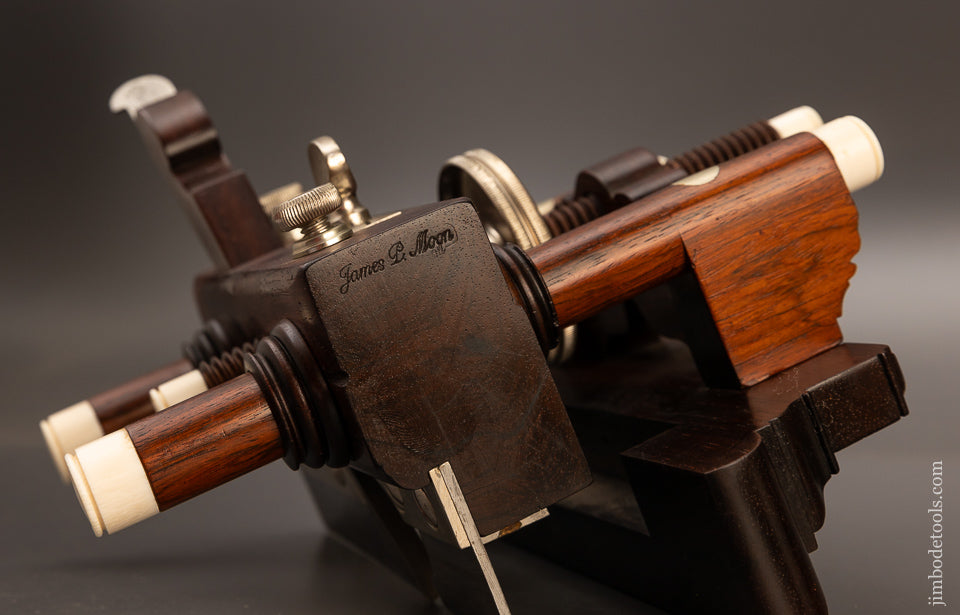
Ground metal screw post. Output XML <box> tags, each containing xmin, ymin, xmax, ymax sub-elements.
<box><xmin>272</xmin><ymin>183</ymin><xmax>353</xmax><ymax>257</ymax></box>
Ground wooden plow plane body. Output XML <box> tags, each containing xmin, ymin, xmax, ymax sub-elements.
<box><xmin>39</xmin><ymin>75</ymin><xmax>905</xmax><ymax>614</ymax></box>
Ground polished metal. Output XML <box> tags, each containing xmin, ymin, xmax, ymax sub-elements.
<box><xmin>259</xmin><ymin>183</ymin><xmax>305</xmax><ymax>245</ymax></box>
<box><xmin>259</xmin><ymin>183</ymin><xmax>305</xmax><ymax>214</ymax></box>
<box><xmin>430</xmin><ymin>462</ymin><xmax>512</xmax><ymax>615</ymax></box>
<box><xmin>273</xmin><ymin>183</ymin><xmax>353</xmax><ymax>257</ymax></box>
<box><xmin>439</xmin><ymin>149</ymin><xmax>576</xmax><ymax>363</ymax></box>
<box><xmin>308</xmin><ymin>136</ymin><xmax>371</xmax><ymax>228</ymax></box>
<box><xmin>439</xmin><ymin>149</ymin><xmax>549</xmax><ymax>249</ymax></box>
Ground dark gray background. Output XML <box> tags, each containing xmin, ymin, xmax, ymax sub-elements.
<box><xmin>1</xmin><ymin>1</ymin><xmax>957</xmax><ymax>613</ymax></box>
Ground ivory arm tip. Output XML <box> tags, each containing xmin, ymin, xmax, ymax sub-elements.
<box><xmin>40</xmin><ymin>401</ymin><xmax>103</xmax><ymax>482</ymax></box>
<box><xmin>768</xmin><ymin>106</ymin><xmax>824</xmax><ymax>138</ymax></box>
<box><xmin>68</xmin><ymin>430</ymin><xmax>159</xmax><ymax>536</ymax></box>
<box><xmin>813</xmin><ymin>116</ymin><xmax>884</xmax><ymax>193</ymax></box>
<box><xmin>150</xmin><ymin>369</ymin><xmax>208</xmax><ymax>411</ymax></box>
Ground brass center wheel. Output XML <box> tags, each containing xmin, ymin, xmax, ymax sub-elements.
<box><xmin>439</xmin><ymin>149</ymin><xmax>575</xmax><ymax>363</ymax></box>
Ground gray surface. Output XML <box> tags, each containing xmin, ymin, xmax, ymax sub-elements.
<box><xmin>1</xmin><ymin>1</ymin><xmax>957</xmax><ymax>613</ymax></box>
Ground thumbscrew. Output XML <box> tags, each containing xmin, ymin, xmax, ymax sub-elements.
<box><xmin>271</xmin><ymin>182</ymin><xmax>353</xmax><ymax>257</ymax></box>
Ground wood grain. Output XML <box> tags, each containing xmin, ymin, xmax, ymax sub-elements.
<box><xmin>127</xmin><ymin>373</ymin><xmax>284</xmax><ymax>510</ymax></box>
<box><xmin>90</xmin><ymin>358</ymin><xmax>193</xmax><ymax>433</ymax></box>
<box><xmin>134</xmin><ymin>91</ymin><xmax>282</xmax><ymax>269</ymax></box>
<box><xmin>303</xmin><ymin>200</ymin><xmax>590</xmax><ymax>536</ymax></box>
<box><xmin>310</xmin><ymin>339</ymin><xmax>908</xmax><ymax>614</ymax></box>
<box><xmin>529</xmin><ymin>133</ymin><xmax>859</xmax><ymax>385</ymax></box>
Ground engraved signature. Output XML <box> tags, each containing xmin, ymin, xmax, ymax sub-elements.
<box><xmin>339</xmin><ymin>225</ymin><xmax>458</xmax><ymax>294</ymax></box>
<box><xmin>339</xmin><ymin>259</ymin><xmax>386</xmax><ymax>295</ymax></box>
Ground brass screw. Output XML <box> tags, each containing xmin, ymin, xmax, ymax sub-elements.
<box><xmin>273</xmin><ymin>183</ymin><xmax>353</xmax><ymax>257</ymax></box>
<box><xmin>309</xmin><ymin>136</ymin><xmax>371</xmax><ymax>228</ymax></box>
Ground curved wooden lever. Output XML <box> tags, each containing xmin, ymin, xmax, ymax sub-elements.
<box><xmin>130</xmin><ymin>88</ymin><xmax>282</xmax><ymax>269</ymax></box>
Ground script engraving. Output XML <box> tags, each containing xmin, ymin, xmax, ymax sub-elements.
<box><xmin>338</xmin><ymin>225</ymin><xmax>458</xmax><ymax>294</ymax></box>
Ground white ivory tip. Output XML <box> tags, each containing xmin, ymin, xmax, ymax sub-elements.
<box><xmin>108</xmin><ymin>74</ymin><xmax>177</xmax><ymax>117</ymax></box>
<box><xmin>673</xmin><ymin>165</ymin><xmax>720</xmax><ymax>186</ymax></box>
<box><xmin>767</xmin><ymin>106</ymin><xmax>824</xmax><ymax>138</ymax></box>
<box><xmin>67</xmin><ymin>430</ymin><xmax>159</xmax><ymax>537</ymax></box>
<box><xmin>812</xmin><ymin>116</ymin><xmax>884</xmax><ymax>193</ymax></box>
<box><xmin>150</xmin><ymin>369</ymin><xmax>208</xmax><ymax>411</ymax></box>
<box><xmin>40</xmin><ymin>401</ymin><xmax>104</xmax><ymax>482</ymax></box>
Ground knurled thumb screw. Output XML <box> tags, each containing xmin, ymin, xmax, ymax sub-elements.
<box><xmin>273</xmin><ymin>182</ymin><xmax>353</xmax><ymax>257</ymax></box>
